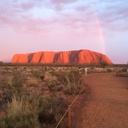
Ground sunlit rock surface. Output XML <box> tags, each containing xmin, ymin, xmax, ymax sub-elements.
<box><xmin>11</xmin><ymin>50</ymin><xmax>112</xmax><ymax>64</ymax></box>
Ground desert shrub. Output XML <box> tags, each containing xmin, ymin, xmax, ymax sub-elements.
<box><xmin>0</xmin><ymin>93</ymin><xmax>68</xmax><ymax>128</ymax></box>
<box><xmin>115</xmin><ymin>72</ymin><xmax>128</xmax><ymax>77</ymax></box>
<box><xmin>0</xmin><ymin>95</ymin><xmax>41</xmax><ymax>128</ymax></box>
<box><xmin>121</xmin><ymin>67</ymin><xmax>127</xmax><ymax>72</ymax></box>
<box><xmin>47</xmin><ymin>83</ymin><xmax>63</xmax><ymax>92</ymax></box>
<box><xmin>31</xmin><ymin>70</ymin><xmax>41</xmax><ymax>78</ymax></box>
<box><xmin>40</xmin><ymin>95</ymin><xmax>68</xmax><ymax>126</ymax></box>
<box><xmin>99</xmin><ymin>60</ymin><xmax>108</xmax><ymax>68</ymax></box>
<box><xmin>106</xmin><ymin>68</ymin><xmax>112</xmax><ymax>72</ymax></box>
<box><xmin>29</xmin><ymin>82</ymin><xmax>37</xmax><ymax>87</ymax></box>
<box><xmin>51</xmin><ymin>70</ymin><xmax>84</xmax><ymax>95</ymax></box>
<box><xmin>0</xmin><ymin>66</ymin><xmax>85</xmax><ymax>127</ymax></box>
<box><xmin>47</xmin><ymin>82</ymin><xmax>57</xmax><ymax>91</ymax></box>
<box><xmin>40</xmin><ymin>74</ymin><xmax>45</xmax><ymax>81</ymax></box>
<box><xmin>0</xmin><ymin>71</ymin><xmax>26</xmax><ymax>109</ymax></box>
<box><xmin>0</xmin><ymin>89</ymin><xmax>14</xmax><ymax>110</ymax></box>
<box><xmin>12</xmin><ymin>72</ymin><xmax>25</xmax><ymax>89</ymax></box>
<box><xmin>26</xmin><ymin>77</ymin><xmax>38</xmax><ymax>88</ymax></box>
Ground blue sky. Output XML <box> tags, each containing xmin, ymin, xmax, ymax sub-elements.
<box><xmin>0</xmin><ymin>0</ymin><xmax>128</xmax><ymax>63</ymax></box>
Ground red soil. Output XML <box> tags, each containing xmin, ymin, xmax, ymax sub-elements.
<box><xmin>72</xmin><ymin>73</ymin><xmax>128</xmax><ymax>128</ymax></box>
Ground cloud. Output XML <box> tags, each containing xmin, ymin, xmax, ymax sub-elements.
<box><xmin>0</xmin><ymin>0</ymin><xmax>128</xmax><ymax>35</ymax></box>
<box><xmin>75</xmin><ymin>5</ymin><xmax>88</xmax><ymax>12</ymax></box>
<box><xmin>101</xmin><ymin>4</ymin><xmax>128</xmax><ymax>21</ymax></box>
<box><xmin>0</xmin><ymin>4</ymin><xmax>16</xmax><ymax>26</ymax></box>
<box><xmin>0</xmin><ymin>1</ymin><xmax>43</xmax><ymax>32</ymax></box>
<box><xmin>21</xmin><ymin>2</ymin><xmax>35</xmax><ymax>10</ymax></box>
<box><xmin>52</xmin><ymin>0</ymin><xmax>77</xmax><ymax>4</ymax></box>
<box><xmin>92</xmin><ymin>0</ymin><xmax>128</xmax><ymax>31</ymax></box>
<box><xmin>0</xmin><ymin>0</ymin><xmax>81</xmax><ymax>35</ymax></box>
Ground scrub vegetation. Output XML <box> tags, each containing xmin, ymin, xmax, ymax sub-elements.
<box><xmin>0</xmin><ymin>64</ymin><xmax>127</xmax><ymax>128</ymax></box>
<box><xmin>0</xmin><ymin>65</ymin><xmax>86</xmax><ymax>128</ymax></box>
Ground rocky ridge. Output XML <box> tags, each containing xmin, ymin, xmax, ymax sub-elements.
<box><xmin>11</xmin><ymin>50</ymin><xmax>112</xmax><ymax>64</ymax></box>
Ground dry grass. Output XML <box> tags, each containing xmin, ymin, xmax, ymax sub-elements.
<box><xmin>115</xmin><ymin>72</ymin><xmax>128</xmax><ymax>77</ymax></box>
<box><xmin>1</xmin><ymin>64</ymin><xmax>126</xmax><ymax>127</ymax></box>
<box><xmin>0</xmin><ymin>65</ymin><xmax>86</xmax><ymax>128</ymax></box>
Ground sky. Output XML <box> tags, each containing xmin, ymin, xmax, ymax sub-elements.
<box><xmin>0</xmin><ymin>0</ymin><xmax>128</xmax><ymax>64</ymax></box>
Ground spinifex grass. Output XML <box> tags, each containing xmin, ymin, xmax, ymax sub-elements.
<box><xmin>0</xmin><ymin>65</ymin><xmax>86</xmax><ymax>128</ymax></box>
<box><xmin>48</xmin><ymin>69</ymin><xmax>85</xmax><ymax>95</ymax></box>
<box><xmin>0</xmin><ymin>95</ymin><xmax>41</xmax><ymax>128</ymax></box>
<box><xmin>0</xmin><ymin>94</ymin><xmax>68</xmax><ymax>128</ymax></box>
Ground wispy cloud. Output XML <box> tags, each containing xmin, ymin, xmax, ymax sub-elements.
<box><xmin>52</xmin><ymin>0</ymin><xmax>77</xmax><ymax>4</ymax></box>
<box><xmin>20</xmin><ymin>2</ymin><xmax>35</xmax><ymax>10</ymax></box>
<box><xmin>0</xmin><ymin>0</ymin><xmax>128</xmax><ymax>63</ymax></box>
<box><xmin>94</xmin><ymin>0</ymin><xmax>128</xmax><ymax>31</ymax></box>
<box><xmin>0</xmin><ymin>0</ymin><xmax>128</xmax><ymax>34</ymax></box>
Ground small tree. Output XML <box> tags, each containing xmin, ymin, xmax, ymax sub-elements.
<box><xmin>100</xmin><ymin>60</ymin><xmax>108</xmax><ymax>68</ymax></box>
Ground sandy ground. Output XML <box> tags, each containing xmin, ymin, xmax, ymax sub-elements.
<box><xmin>72</xmin><ymin>73</ymin><xmax>128</xmax><ymax>128</ymax></box>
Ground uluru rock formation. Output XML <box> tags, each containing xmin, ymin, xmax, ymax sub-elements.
<box><xmin>11</xmin><ymin>50</ymin><xmax>112</xmax><ymax>64</ymax></box>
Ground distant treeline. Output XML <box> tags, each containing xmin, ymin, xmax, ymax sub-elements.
<box><xmin>0</xmin><ymin>62</ymin><xmax>127</xmax><ymax>68</ymax></box>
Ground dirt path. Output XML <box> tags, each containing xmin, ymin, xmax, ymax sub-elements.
<box><xmin>72</xmin><ymin>73</ymin><xmax>128</xmax><ymax>128</ymax></box>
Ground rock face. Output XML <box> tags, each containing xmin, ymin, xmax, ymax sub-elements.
<box><xmin>11</xmin><ymin>50</ymin><xmax>112</xmax><ymax>64</ymax></box>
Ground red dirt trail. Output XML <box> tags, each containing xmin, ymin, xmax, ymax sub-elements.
<box><xmin>72</xmin><ymin>73</ymin><xmax>128</xmax><ymax>128</ymax></box>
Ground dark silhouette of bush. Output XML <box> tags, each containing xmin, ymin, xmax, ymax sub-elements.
<box><xmin>100</xmin><ymin>60</ymin><xmax>108</xmax><ymax>68</ymax></box>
